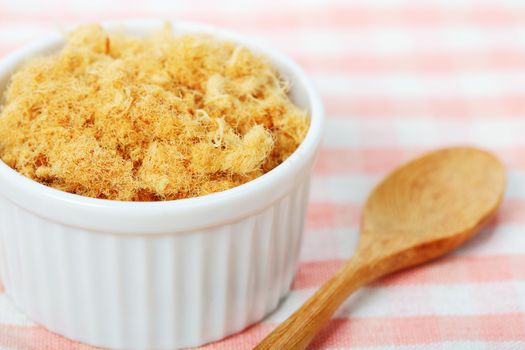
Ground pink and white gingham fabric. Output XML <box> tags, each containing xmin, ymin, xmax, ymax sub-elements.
<box><xmin>1</xmin><ymin>0</ymin><xmax>525</xmax><ymax>349</ymax></box>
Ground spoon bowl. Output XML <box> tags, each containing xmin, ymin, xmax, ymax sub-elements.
<box><xmin>360</xmin><ymin>146</ymin><xmax>505</xmax><ymax>268</ymax></box>
<box><xmin>255</xmin><ymin>146</ymin><xmax>506</xmax><ymax>350</ymax></box>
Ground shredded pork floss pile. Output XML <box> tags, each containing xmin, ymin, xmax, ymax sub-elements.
<box><xmin>0</xmin><ymin>25</ymin><xmax>309</xmax><ymax>201</ymax></box>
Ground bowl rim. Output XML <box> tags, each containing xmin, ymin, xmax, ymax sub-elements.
<box><xmin>0</xmin><ymin>19</ymin><xmax>324</xmax><ymax>234</ymax></box>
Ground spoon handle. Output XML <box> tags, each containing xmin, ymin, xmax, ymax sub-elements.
<box><xmin>254</xmin><ymin>259</ymin><xmax>373</xmax><ymax>350</ymax></box>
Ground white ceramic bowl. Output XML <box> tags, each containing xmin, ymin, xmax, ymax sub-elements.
<box><xmin>0</xmin><ymin>20</ymin><xmax>324</xmax><ymax>349</ymax></box>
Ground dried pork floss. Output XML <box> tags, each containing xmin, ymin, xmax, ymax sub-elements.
<box><xmin>0</xmin><ymin>25</ymin><xmax>309</xmax><ymax>201</ymax></box>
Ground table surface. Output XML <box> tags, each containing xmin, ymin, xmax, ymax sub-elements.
<box><xmin>1</xmin><ymin>0</ymin><xmax>525</xmax><ymax>349</ymax></box>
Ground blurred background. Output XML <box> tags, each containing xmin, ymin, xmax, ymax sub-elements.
<box><xmin>2</xmin><ymin>0</ymin><xmax>525</xmax><ymax>349</ymax></box>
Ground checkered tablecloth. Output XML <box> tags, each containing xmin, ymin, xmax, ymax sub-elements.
<box><xmin>2</xmin><ymin>0</ymin><xmax>525</xmax><ymax>349</ymax></box>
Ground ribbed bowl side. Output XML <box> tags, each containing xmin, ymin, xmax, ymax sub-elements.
<box><xmin>0</xmin><ymin>178</ymin><xmax>310</xmax><ymax>350</ymax></box>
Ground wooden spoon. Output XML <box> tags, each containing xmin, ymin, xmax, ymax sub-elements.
<box><xmin>255</xmin><ymin>146</ymin><xmax>506</xmax><ymax>350</ymax></box>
